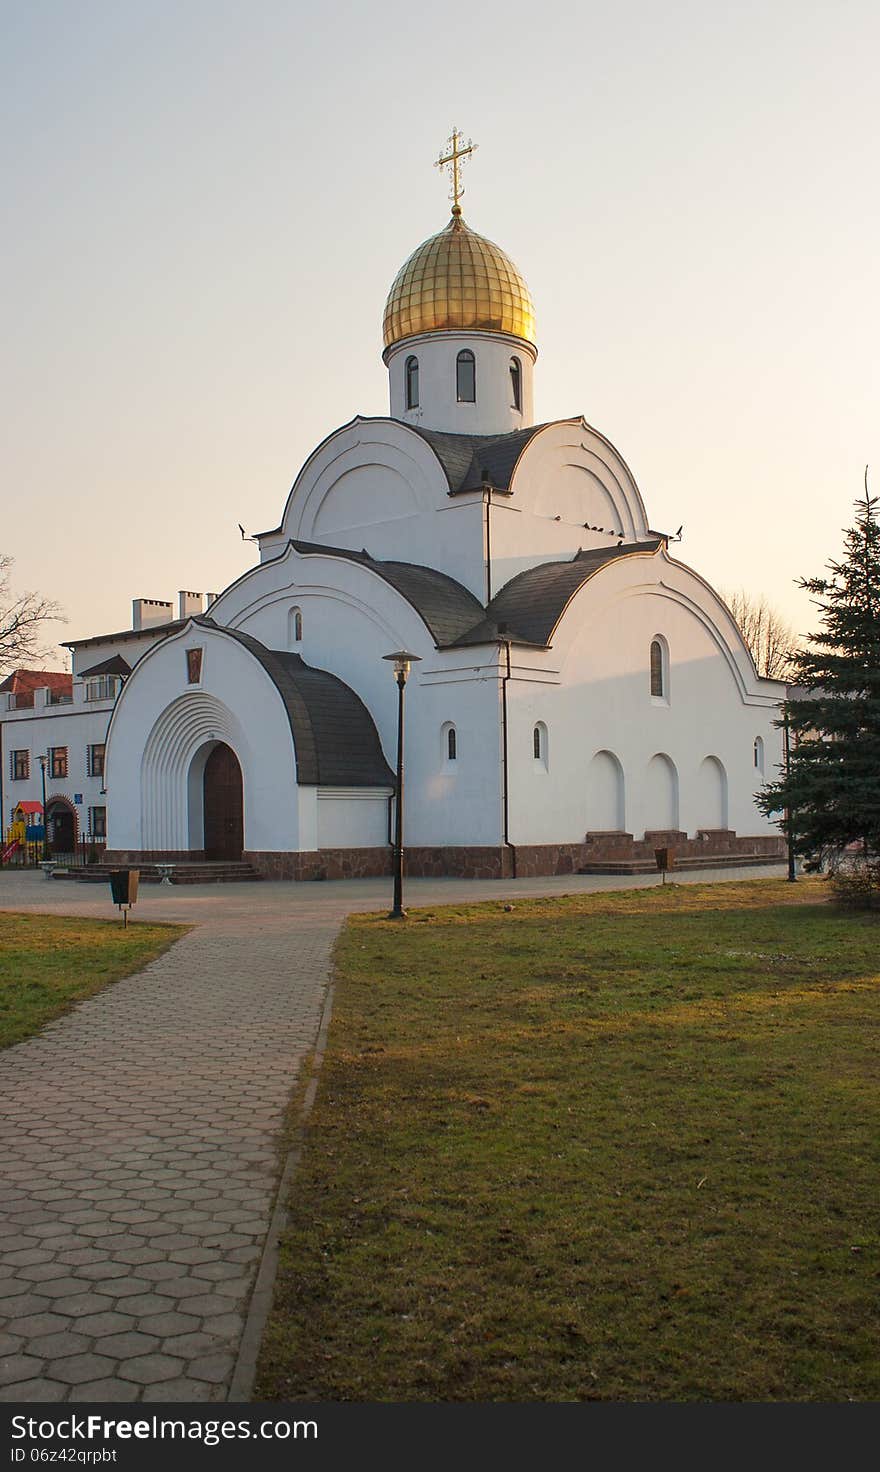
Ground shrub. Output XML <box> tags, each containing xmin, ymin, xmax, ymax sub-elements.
<box><xmin>829</xmin><ymin>858</ymin><xmax>880</xmax><ymax>909</ymax></box>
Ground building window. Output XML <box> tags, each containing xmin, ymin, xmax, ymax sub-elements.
<box><xmin>405</xmin><ymin>355</ymin><xmax>419</xmax><ymax>409</ymax></box>
<box><xmin>510</xmin><ymin>356</ymin><xmax>522</xmax><ymax>410</ymax></box>
<box><xmin>533</xmin><ymin>722</ymin><xmax>548</xmax><ymax>769</ymax></box>
<box><xmin>84</xmin><ymin>675</ymin><xmax>122</xmax><ymax>702</ymax></box>
<box><xmin>447</xmin><ymin>726</ymin><xmax>457</xmax><ymax>761</ymax></box>
<box><xmin>89</xmin><ymin>806</ymin><xmax>107</xmax><ymax>838</ymax></box>
<box><xmin>11</xmin><ymin>750</ymin><xmax>29</xmax><ymax>781</ymax></box>
<box><xmin>50</xmin><ymin>747</ymin><xmax>68</xmax><ymax>779</ymax></box>
<box><xmin>456</xmin><ymin>349</ymin><xmax>476</xmax><ymax>403</ymax></box>
<box><xmin>650</xmin><ymin>639</ymin><xmax>667</xmax><ymax>699</ymax></box>
<box><xmin>289</xmin><ymin>607</ymin><xmax>303</xmax><ymax>646</ymax></box>
<box><xmin>754</xmin><ymin>735</ymin><xmax>764</xmax><ymax>773</ymax></box>
<box><xmin>88</xmin><ymin>744</ymin><xmax>105</xmax><ymax>778</ymax></box>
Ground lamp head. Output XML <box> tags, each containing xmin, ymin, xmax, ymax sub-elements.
<box><xmin>382</xmin><ymin>650</ymin><xmax>422</xmax><ymax>684</ymax></box>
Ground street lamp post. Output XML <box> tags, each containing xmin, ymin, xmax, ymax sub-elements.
<box><xmin>382</xmin><ymin>650</ymin><xmax>421</xmax><ymax>920</ymax></box>
<box><xmin>38</xmin><ymin>754</ymin><xmax>49</xmax><ymax>863</ymax></box>
<box><xmin>783</xmin><ymin>700</ymin><xmax>796</xmax><ymax>883</ymax></box>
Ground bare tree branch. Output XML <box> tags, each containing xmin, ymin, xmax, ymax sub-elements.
<box><xmin>0</xmin><ymin>554</ymin><xmax>66</xmax><ymax>676</ymax></box>
<box><xmin>721</xmin><ymin>586</ymin><xmax>800</xmax><ymax>680</ymax></box>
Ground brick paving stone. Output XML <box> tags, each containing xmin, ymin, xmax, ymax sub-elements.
<box><xmin>141</xmin><ymin>1379</ymin><xmax>224</xmax><ymax>1402</ymax></box>
<box><xmin>0</xmin><ymin>1354</ymin><xmax>43</xmax><ymax>1386</ymax></box>
<box><xmin>68</xmin><ymin>1379</ymin><xmax>142</xmax><ymax>1402</ymax></box>
<box><xmin>122</xmin><ymin>1353</ymin><xmax>185</xmax><ymax>1386</ymax></box>
<box><xmin>0</xmin><ymin>1378</ymin><xmax>68</xmax><ymax>1402</ymax></box>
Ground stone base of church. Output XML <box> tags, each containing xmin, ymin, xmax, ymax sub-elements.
<box><xmin>577</xmin><ymin>830</ymin><xmax>785</xmax><ymax>873</ymax></box>
<box><xmin>245</xmin><ymin>848</ymin><xmax>393</xmax><ymax>881</ymax></box>
<box><xmin>106</xmin><ymin>832</ymin><xmax>785</xmax><ymax>883</ymax></box>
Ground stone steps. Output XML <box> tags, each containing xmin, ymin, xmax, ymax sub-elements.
<box><xmin>58</xmin><ymin>862</ymin><xmax>263</xmax><ymax>885</ymax></box>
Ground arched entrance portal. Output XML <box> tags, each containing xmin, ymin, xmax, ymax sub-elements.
<box><xmin>46</xmin><ymin>799</ymin><xmax>76</xmax><ymax>855</ymax></box>
<box><xmin>203</xmin><ymin>744</ymin><xmax>243</xmax><ymax>861</ymax></box>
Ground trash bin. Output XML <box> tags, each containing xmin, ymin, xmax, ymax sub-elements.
<box><xmin>109</xmin><ymin>869</ymin><xmax>139</xmax><ymax>907</ymax></box>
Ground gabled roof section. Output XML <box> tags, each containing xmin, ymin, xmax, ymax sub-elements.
<box><xmin>407</xmin><ymin>423</ymin><xmax>551</xmax><ymax>494</ymax></box>
<box><xmin>0</xmin><ymin>669</ymin><xmax>72</xmax><ymax>694</ymax></box>
<box><xmin>290</xmin><ymin>540</ymin><xmax>485</xmax><ymax>647</ymax></box>
<box><xmin>78</xmin><ymin>655</ymin><xmax>132</xmax><ymax>679</ymax></box>
<box><xmin>458</xmin><ymin>539</ymin><xmax>663</xmax><ymax>648</ymax></box>
<box><xmin>64</xmin><ymin>621</ymin><xmax>185</xmax><ymax>651</ymax></box>
<box><xmin>197</xmin><ymin>621</ymin><xmax>393</xmax><ymax>788</ymax></box>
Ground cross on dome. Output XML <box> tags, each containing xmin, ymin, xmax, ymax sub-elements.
<box><xmin>435</xmin><ymin>127</ymin><xmax>478</xmax><ymax>217</ymax></box>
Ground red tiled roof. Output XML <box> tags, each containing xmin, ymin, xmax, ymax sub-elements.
<box><xmin>0</xmin><ymin>668</ymin><xmax>72</xmax><ymax>694</ymax></box>
<box><xmin>14</xmin><ymin>801</ymin><xmax>43</xmax><ymax>815</ymax></box>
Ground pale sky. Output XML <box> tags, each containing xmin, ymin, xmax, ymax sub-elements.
<box><xmin>3</xmin><ymin>0</ymin><xmax>877</xmax><ymax>668</ymax></box>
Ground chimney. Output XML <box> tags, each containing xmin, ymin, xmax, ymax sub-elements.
<box><xmin>178</xmin><ymin>591</ymin><xmax>204</xmax><ymax>620</ymax></box>
<box><xmin>205</xmin><ymin>593</ymin><xmax>218</xmax><ymax>608</ymax></box>
<box><xmin>133</xmin><ymin>598</ymin><xmax>174</xmax><ymax>631</ymax></box>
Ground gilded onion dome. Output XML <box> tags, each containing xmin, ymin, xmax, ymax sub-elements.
<box><xmin>383</xmin><ymin>212</ymin><xmax>536</xmax><ymax>352</ymax></box>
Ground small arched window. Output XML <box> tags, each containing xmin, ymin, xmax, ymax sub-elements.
<box><xmin>650</xmin><ymin>639</ymin><xmax>666</xmax><ymax>699</ymax></box>
<box><xmin>289</xmin><ymin>607</ymin><xmax>303</xmax><ymax>646</ymax></box>
<box><xmin>510</xmin><ymin>356</ymin><xmax>522</xmax><ymax>411</ymax></box>
<box><xmin>405</xmin><ymin>355</ymin><xmax>419</xmax><ymax>409</ymax></box>
<box><xmin>456</xmin><ymin>349</ymin><xmax>476</xmax><ymax>403</ymax></box>
<box><xmin>447</xmin><ymin>726</ymin><xmax>457</xmax><ymax>761</ymax></box>
<box><xmin>533</xmin><ymin>721</ymin><xmax>548</xmax><ymax>769</ymax></box>
<box><xmin>754</xmin><ymin>735</ymin><xmax>764</xmax><ymax>773</ymax></box>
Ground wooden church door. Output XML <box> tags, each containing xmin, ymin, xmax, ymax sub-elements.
<box><xmin>203</xmin><ymin>743</ymin><xmax>244</xmax><ymax>860</ymax></box>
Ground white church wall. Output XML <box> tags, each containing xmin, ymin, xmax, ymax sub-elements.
<box><xmin>212</xmin><ymin>545</ymin><xmax>505</xmax><ymax>848</ymax></box>
<box><xmin>268</xmin><ymin>417</ymin><xmax>488</xmax><ymax>600</ymax></box>
<box><xmin>506</xmin><ymin>551</ymin><xmax>785</xmax><ymax>847</ymax></box>
<box><xmin>105</xmin><ymin>623</ymin><xmax>299</xmax><ymax>854</ymax></box>
<box><xmin>385</xmin><ymin>331</ymin><xmax>536</xmax><ymax>436</ymax></box>
<box><xmin>406</xmin><ymin>663</ymin><xmax>503</xmax><ymax>846</ymax></box>
<box><xmin>489</xmin><ymin>422</ymin><xmax>653</xmax><ymax>594</ymax></box>
<box><xmin>317</xmin><ymin>789</ymin><xmax>390</xmax><ymax>848</ymax></box>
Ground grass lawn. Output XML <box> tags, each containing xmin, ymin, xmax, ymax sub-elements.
<box><xmin>0</xmin><ymin>913</ymin><xmax>184</xmax><ymax>1050</ymax></box>
<box><xmin>256</xmin><ymin>877</ymin><xmax>880</xmax><ymax>1402</ymax></box>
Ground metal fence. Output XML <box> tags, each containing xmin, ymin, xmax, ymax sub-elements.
<box><xmin>0</xmin><ymin>835</ymin><xmax>107</xmax><ymax>869</ymax></box>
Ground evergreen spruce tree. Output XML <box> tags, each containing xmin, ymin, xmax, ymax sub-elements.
<box><xmin>759</xmin><ymin>484</ymin><xmax>880</xmax><ymax>860</ymax></box>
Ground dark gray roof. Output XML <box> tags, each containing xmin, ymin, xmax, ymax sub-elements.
<box><xmin>199</xmin><ymin>622</ymin><xmax>393</xmax><ymax>787</ymax></box>
<box><xmin>461</xmin><ymin>540</ymin><xmax>663</xmax><ymax>647</ymax></box>
<box><xmin>408</xmin><ymin>424</ymin><xmax>550</xmax><ymax>493</ymax></box>
<box><xmin>64</xmin><ymin>620</ymin><xmax>185</xmax><ymax>650</ymax></box>
<box><xmin>291</xmin><ymin>537</ymin><xmax>662</xmax><ymax>650</ymax></box>
<box><xmin>78</xmin><ymin>654</ymin><xmax>132</xmax><ymax>679</ymax></box>
<box><xmin>291</xmin><ymin>540</ymin><xmax>484</xmax><ymax>646</ymax></box>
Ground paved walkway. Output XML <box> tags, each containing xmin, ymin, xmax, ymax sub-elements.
<box><xmin>0</xmin><ymin>864</ymin><xmax>785</xmax><ymax>1401</ymax></box>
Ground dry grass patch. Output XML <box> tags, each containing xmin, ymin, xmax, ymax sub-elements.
<box><xmin>256</xmin><ymin>878</ymin><xmax>879</xmax><ymax>1402</ymax></box>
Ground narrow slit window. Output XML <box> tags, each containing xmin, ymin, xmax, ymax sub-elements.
<box><xmin>754</xmin><ymin>736</ymin><xmax>764</xmax><ymax>772</ymax></box>
<box><xmin>650</xmin><ymin>640</ymin><xmax>665</xmax><ymax>698</ymax></box>
<box><xmin>447</xmin><ymin>726</ymin><xmax>457</xmax><ymax>761</ymax></box>
<box><xmin>510</xmin><ymin>356</ymin><xmax>522</xmax><ymax>410</ymax></box>
<box><xmin>456</xmin><ymin>349</ymin><xmax>476</xmax><ymax>403</ymax></box>
<box><xmin>405</xmin><ymin>355</ymin><xmax>419</xmax><ymax>409</ymax></box>
<box><xmin>533</xmin><ymin>724</ymin><xmax>542</xmax><ymax>760</ymax></box>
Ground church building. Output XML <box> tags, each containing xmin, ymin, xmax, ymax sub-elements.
<box><xmin>76</xmin><ymin>134</ymin><xmax>785</xmax><ymax>879</ymax></box>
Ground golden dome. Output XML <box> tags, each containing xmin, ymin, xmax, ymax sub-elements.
<box><xmin>383</xmin><ymin>212</ymin><xmax>536</xmax><ymax>352</ymax></box>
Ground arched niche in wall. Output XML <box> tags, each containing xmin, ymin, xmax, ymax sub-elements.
<box><xmin>697</xmin><ymin>755</ymin><xmax>728</xmax><ymax>831</ymax></box>
<box><xmin>644</xmin><ymin>752</ymin><xmax>678</xmax><ymax>832</ymax></box>
<box><xmin>587</xmin><ymin>749</ymin><xmax>625</xmax><ymax>831</ymax></box>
